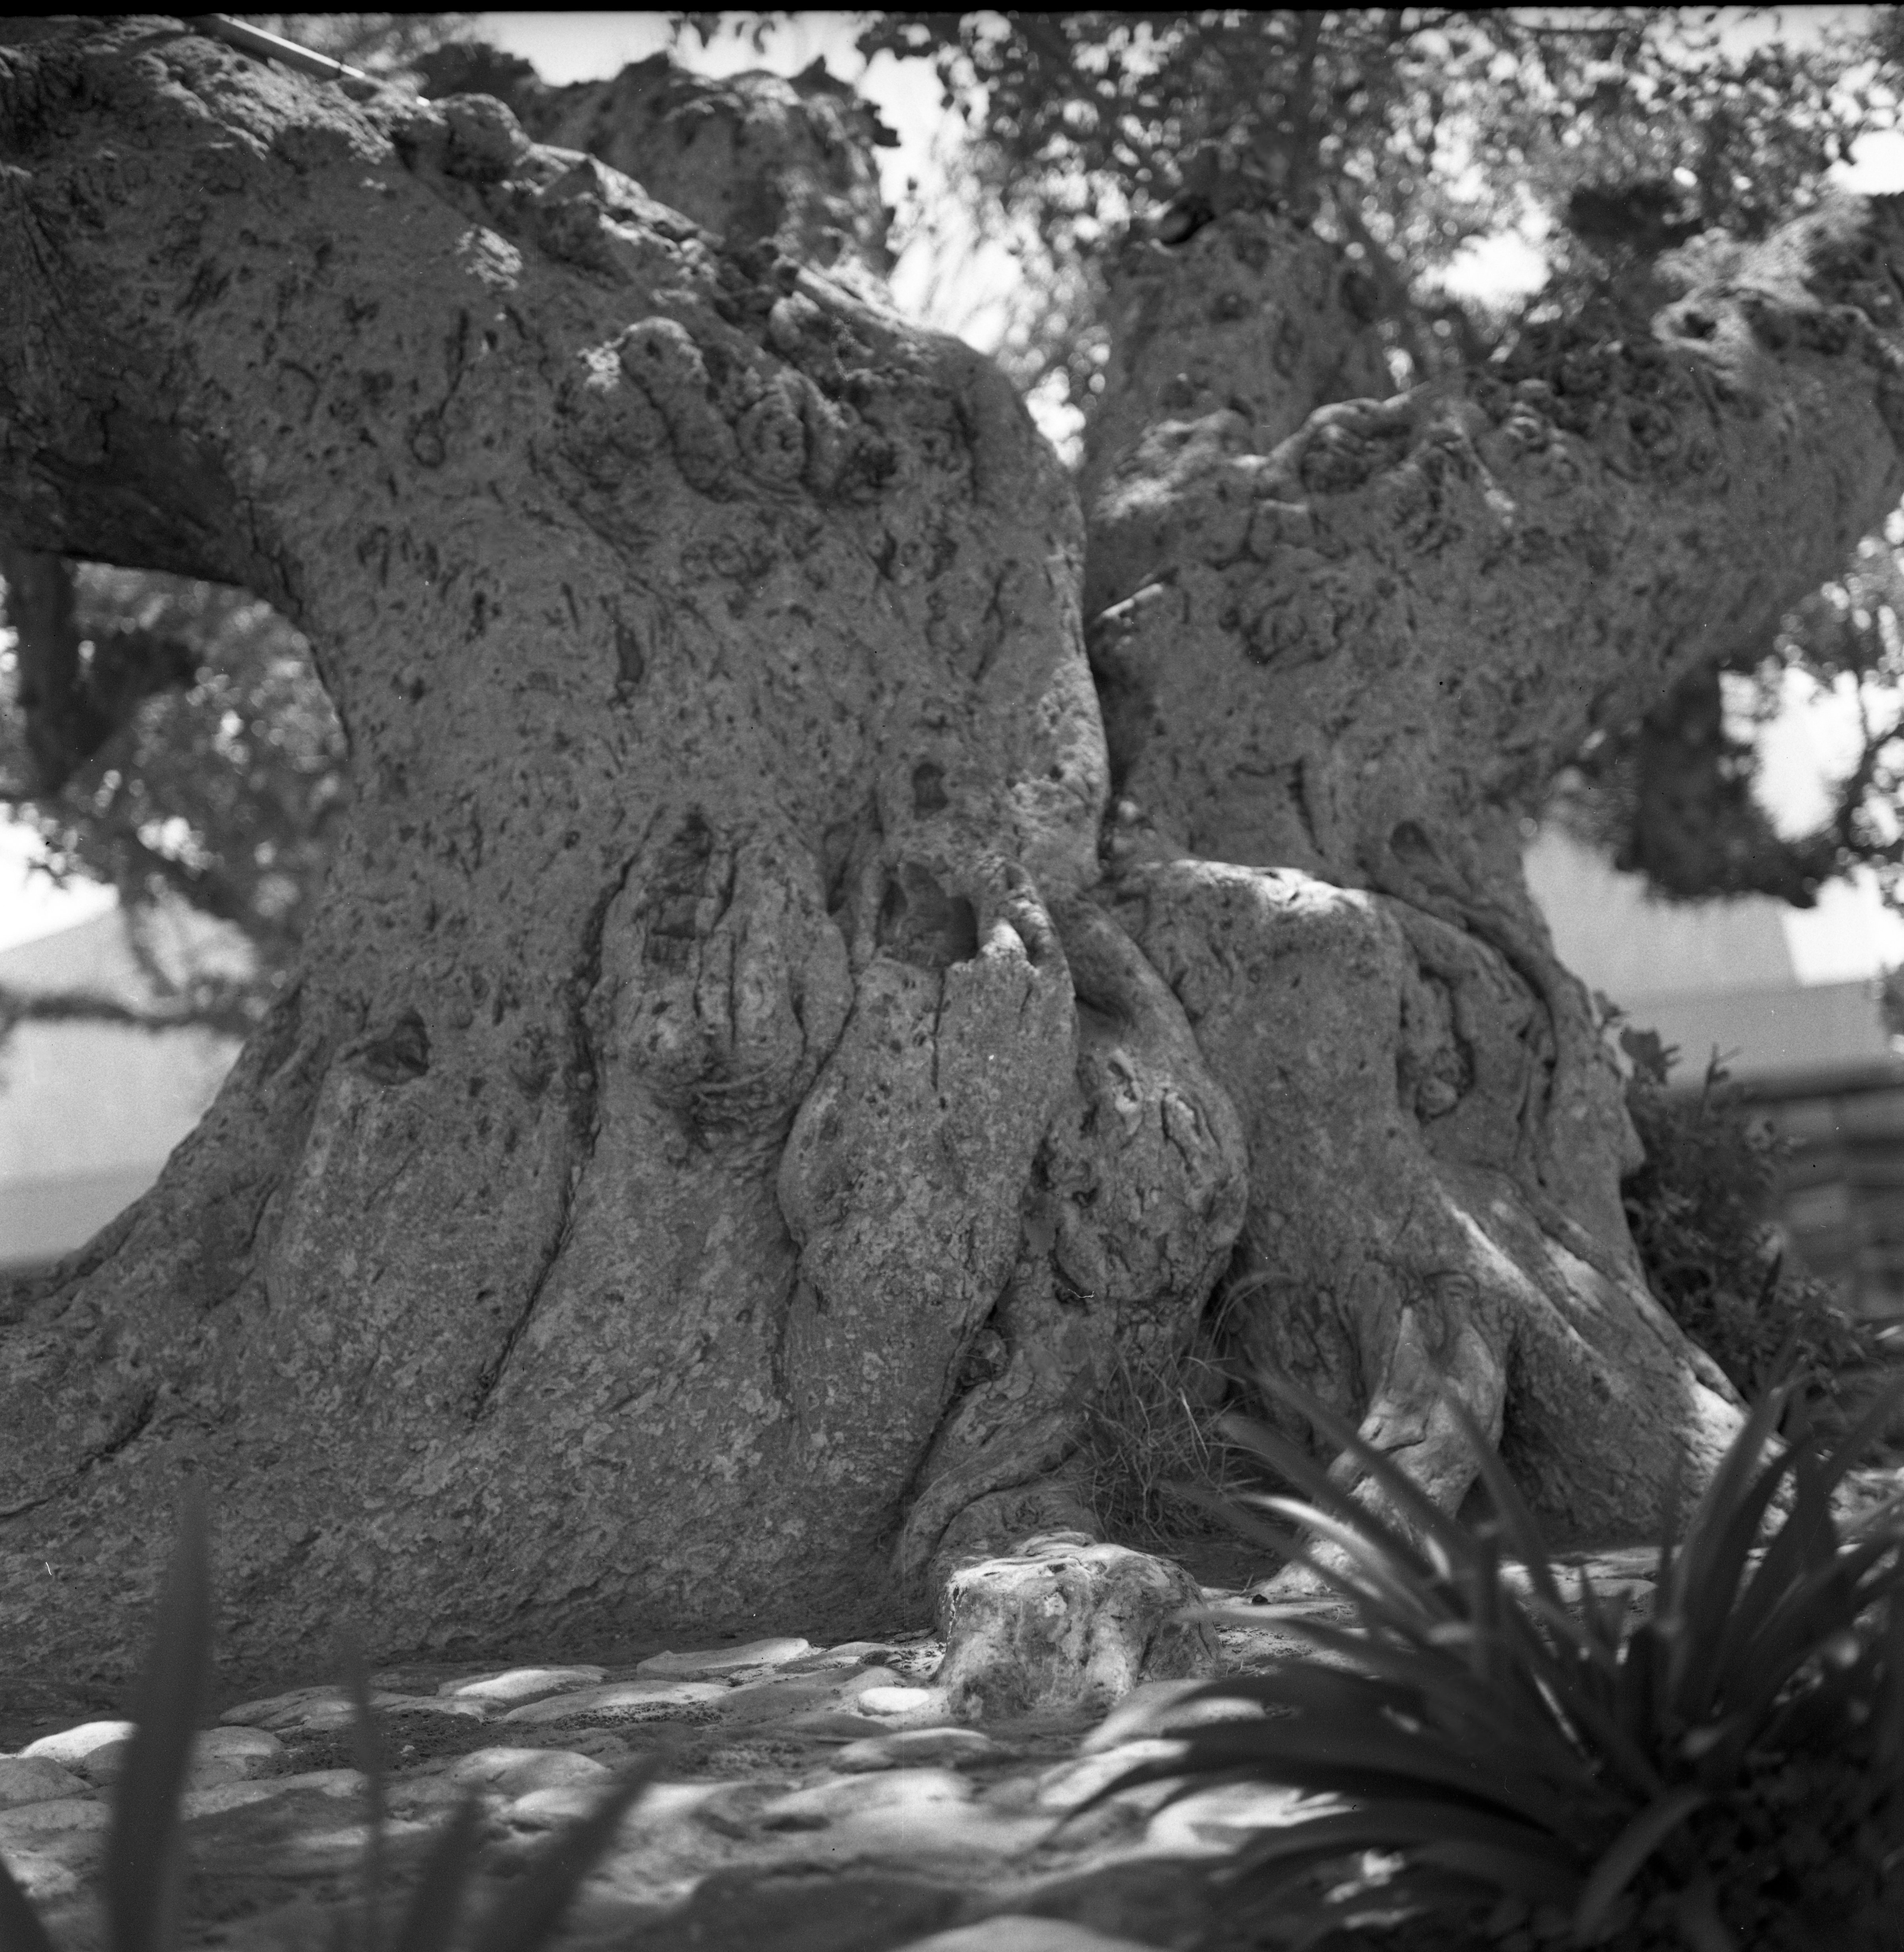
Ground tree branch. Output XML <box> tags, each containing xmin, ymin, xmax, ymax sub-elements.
<box><xmin>0</xmin><ymin>543</ymin><xmax>201</xmax><ymax>796</ymax></box>
<box><xmin>183</xmin><ymin>15</ymin><xmax>373</xmax><ymax>86</ymax></box>
<box><xmin>0</xmin><ymin>545</ymin><xmax>101</xmax><ymax>793</ymax></box>
<box><xmin>0</xmin><ymin>979</ymin><xmax>260</xmax><ymax>1043</ymax></box>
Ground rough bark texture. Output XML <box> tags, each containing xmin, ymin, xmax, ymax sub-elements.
<box><xmin>3</xmin><ymin>19</ymin><xmax>1902</xmax><ymax>1690</ymax></box>
<box><xmin>409</xmin><ymin>43</ymin><xmax>898</xmax><ymax>297</ymax></box>
<box><xmin>1083</xmin><ymin>195</ymin><xmax>1904</xmax><ymax>1535</ymax></box>
<box><xmin>1078</xmin><ymin>209</ymin><xmax>1393</xmax><ymax>516</ymax></box>
<box><xmin>503</xmin><ymin>53</ymin><xmax>898</xmax><ymax>296</ymax></box>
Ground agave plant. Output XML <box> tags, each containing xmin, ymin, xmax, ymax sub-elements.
<box><xmin>0</xmin><ymin>1490</ymin><xmax>658</xmax><ymax>1952</ymax></box>
<box><xmin>1089</xmin><ymin>1372</ymin><xmax>1904</xmax><ymax>1951</ymax></box>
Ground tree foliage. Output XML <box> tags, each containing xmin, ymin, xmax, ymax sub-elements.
<box><xmin>1551</xmin><ymin>517</ymin><xmax>1904</xmax><ymax>913</ymax></box>
<box><xmin>1616</xmin><ymin>1024</ymin><xmax>1884</xmax><ymax>1412</ymax></box>
<box><xmin>0</xmin><ymin>565</ymin><xmax>345</xmax><ymax>1028</ymax></box>
<box><xmin>845</xmin><ymin>10</ymin><xmax>1884</xmax><ymax>396</ymax></box>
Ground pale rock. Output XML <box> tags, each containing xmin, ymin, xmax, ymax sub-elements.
<box><xmin>180</xmin><ymin>1772</ymin><xmax>353</xmax><ymax>1820</ymax></box>
<box><xmin>0</xmin><ymin>1795</ymin><xmax>112</xmax><ymax>1841</ymax></box>
<box><xmin>935</xmin><ymin>1538</ymin><xmax>1218</xmax><ymax>1721</ymax></box>
<box><xmin>850</xmin><ymin>1685</ymin><xmax>949</xmax><ymax>1724</ymax></box>
<box><xmin>20</xmin><ymin>1721</ymin><xmax>135</xmax><ymax>1784</ymax></box>
<box><xmin>836</xmin><ymin>1665</ymin><xmax>906</xmax><ymax>1696</ymax></box>
<box><xmin>0</xmin><ymin>1757</ymin><xmax>90</xmax><ymax>1809</ymax></box>
<box><xmin>754</xmin><ymin>1766</ymin><xmax>1048</xmax><ymax>1862</ymax></box>
<box><xmin>897</xmin><ymin>1922</ymin><xmax>1163</xmax><ymax>1952</ymax></box>
<box><xmin>17</xmin><ymin>1717</ymin><xmax>288</xmax><ymax>1796</ymax></box>
<box><xmin>777</xmin><ymin>1641</ymin><xmax>894</xmax><ymax>1675</ymax></box>
<box><xmin>0</xmin><ymin>1846</ymin><xmax>79</xmax><ymax>1902</ymax></box>
<box><xmin>854</xmin><ymin>1794</ymin><xmax>1055</xmax><ymax>1862</ymax></box>
<box><xmin>372</xmin><ymin>1666</ymin><xmax>494</xmax><ymax>1693</ymax></box>
<box><xmin>219</xmin><ymin>1685</ymin><xmax>412</xmax><ymax>1732</ymax></box>
<box><xmin>438</xmin><ymin>1746</ymin><xmax>613</xmax><ymax>1796</ymax></box>
<box><xmin>499</xmin><ymin>1678</ymin><xmax>729</xmax><ymax>1724</ymax></box>
<box><xmin>384</xmin><ymin>1773</ymin><xmax>482</xmax><ymax>1816</ymax></box>
<box><xmin>777</xmin><ymin>1708</ymin><xmax>893</xmax><ymax>1738</ymax></box>
<box><xmin>181</xmin><ymin>1768</ymin><xmax>364</xmax><ymax>1820</ymax></box>
<box><xmin>500</xmin><ymin>1783</ymin><xmax>625</xmax><ymax>1829</ymax></box>
<box><xmin>635</xmin><ymin>1637</ymin><xmax>812</xmax><ymax>1678</ymax></box>
<box><xmin>717</xmin><ymin>1679</ymin><xmax>842</xmax><ymax>1725</ymax></box>
<box><xmin>755</xmin><ymin>1765</ymin><xmax>974</xmax><ymax>1831</ymax></box>
<box><xmin>187</xmin><ymin>1724</ymin><xmax>288</xmax><ymax>1787</ymax></box>
<box><xmin>634</xmin><ymin>1779</ymin><xmax>746</xmax><ymax>1827</ymax></box>
<box><xmin>382</xmin><ymin>1696</ymin><xmax>489</xmax><ymax>1721</ymax></box>
<box><xmin>441</xmin><ymin>1664</ymin><xmax>606</xmax><ymax>1705</ymax></box>
<box><xmin>832</xmin><ymin>1727</ymin><xmax>999</xmax><ymax>1773</ymax></box>
<box><xmin>178</xmin><ymin>1781</ymin><xmax>303</xmax><ymax>1822</ymax></box>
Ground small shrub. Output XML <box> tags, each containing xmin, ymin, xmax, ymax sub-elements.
<box><xmin>0</xmin><ymin>1491</ymin><xmax>659</xmax><ymax>1952</ymax></box>
<box><xmin>1084</xmin><ymin>1332</ymin><xmax>1253</xmax><ymax>1544</ymax></box>
<box><xmin>1090</xmin><ymin>1372</ymin><xmax>1904</xmax><ymax>1950</ymax></box>
<box><xmin>1617</xmin><ymin>1022</ymin><xmax>1884</xmax><ymax>1415</ymax></box>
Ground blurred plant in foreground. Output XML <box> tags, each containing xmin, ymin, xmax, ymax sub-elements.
<box><xmin>1091</xmin><ymin>1373</ymin><xmax>1904</xmax><ymax>1949</ymax></box>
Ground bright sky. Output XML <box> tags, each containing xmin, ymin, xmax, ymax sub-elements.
<box><xmin>0</xmin><ymin>824</ymin><xmax>113</xmax><ymax>951</ymax></box>
<box><xmin>6</xmin><ymin>12</ymin><xmax>1904</xmax><ymax>976</ymax></box>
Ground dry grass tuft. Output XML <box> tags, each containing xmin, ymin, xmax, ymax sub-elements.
<box><xmin>1082</xmin><ymin>1335</ymin><xmax>1255</xmax><ymax>1544</ymax></box>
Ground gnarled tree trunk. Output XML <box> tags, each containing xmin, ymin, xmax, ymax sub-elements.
<box><xmin>3</xmin><ymin>19</ymin><xmax>1900</xmax><ymax>1691</ymax></box>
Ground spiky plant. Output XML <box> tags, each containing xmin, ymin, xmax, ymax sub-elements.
<box><xmin>1089</xmin><ymin>1374</ymin><xmax>1904</xmax><ymax>1950</ymax></box>
<box><xmin>0</xmin><ymin>1492</ymin><xmax>658</xmax><ymax>1952</ymax></box>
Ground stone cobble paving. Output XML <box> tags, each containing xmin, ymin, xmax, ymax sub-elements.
<box><xmin>0</xmin><ymin>1550</ymin><xmax>1673</xmax><ymax>1952</ymax></box>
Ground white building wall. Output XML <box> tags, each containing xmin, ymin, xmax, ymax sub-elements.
<box><xmin>0</xmin><ymin>911</ymin><xmax>244</xmax><ymax>1272</ymax></box>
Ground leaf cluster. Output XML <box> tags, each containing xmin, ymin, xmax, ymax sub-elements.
<box><xmin>1615</xmin><ymin>1027</ymin><xmax>1885</xmax><ymax>1414</ymax></box>
<box><xmin>0</xmin><ymin>1492</ymin><xmax>657</xmax><ymax>1952</ymax></box>
<box><xmin>1093</xmin><ymin>1373</ymin><xmax>1904</xmax><ymax>1950</ymax></box>
<box><xmin>1550</xmin><ymin>519</ymin><xmax>1904</xmax><ymax>917</ymax></box>
<box><xmin>848</xmin><ymin>10</ymin><xmax>1893</xmax><ymax>409</ymax></box>
<box><xmin>1552</xmin><ymin>669</ymin><xmax>1841</xmax><ymax>908</ymax></box>
<box><xmin>2</xmin><ymin>566</ymin><xmax>347</xmax><ymax>1033</ymax></box>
